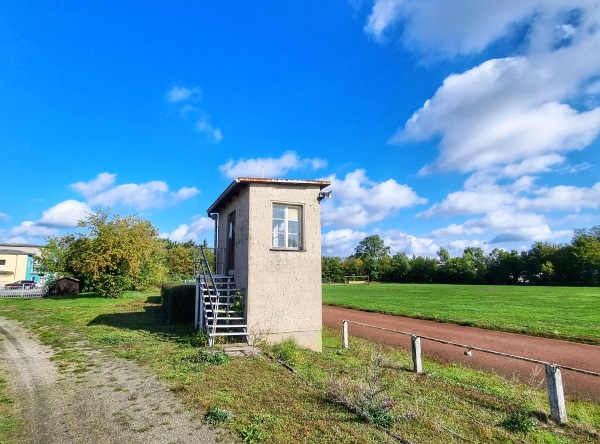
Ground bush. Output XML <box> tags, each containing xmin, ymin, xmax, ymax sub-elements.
<box><xmin>271</xmin><ymin>339</ymin><xmax>301</xmax><ymax>365</ymax></box>
<box><xmin>161</xmin><ymin>282</ymin><xmax>196</xmax><ymax>323</ymax></box>
<box><xmin>501</xmin><ymin>410</ymin><xmax>538</xmax><ymax>434</ymax></box>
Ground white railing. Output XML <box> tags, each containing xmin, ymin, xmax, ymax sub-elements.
<box><xmin>0</xmin><ymin>285</ymin><xmax>48</xmax><ymax>298</ymax></box>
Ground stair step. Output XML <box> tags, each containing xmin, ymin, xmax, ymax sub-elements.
<box><xmin>209</xmin><ymin>332</ymin><xmax>249</xmax><ymax>337</ymax></box>
<box><xmin>208</xmin><ymin>324</ymin><xmax>247</xmax><ymax>329</ymax></box>
<box><xmin>206</xmin><ymin>317</ymin><xmax>245</xmax><ymax>322</ymax></box>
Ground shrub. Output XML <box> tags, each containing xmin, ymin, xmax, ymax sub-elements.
<box><xmin>187</xmin><ymin>350</ymin><xmax>231</xmax><ymax>365</ymax></box>
<box><xmin>161</xmin><ymin>282</ymin><xmax>195</xmax><ymax>323</ymax></box>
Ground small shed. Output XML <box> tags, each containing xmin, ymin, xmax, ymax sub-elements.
<box><xmin>197</xmin><ymin>177</ymin><xmax>330</xmax><ymax>351</ymax></box>
<box><xmin>54</xmin><ymin>277</ymin><xmax>81</xmax><ymax>295</ymax></box>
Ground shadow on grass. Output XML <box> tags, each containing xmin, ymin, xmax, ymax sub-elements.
<box><xmin>87</xmin><ymin>301</ymin><xmax>196</xmax><ymax>345</ymax></box>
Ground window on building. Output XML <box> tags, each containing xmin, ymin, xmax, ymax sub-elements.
<box><xmin>272</xmin><ymin>204</ymin><xmax>302</xmax><ymax>249</ymax></box>
<box><xmin>0</xmin><ymin>259</ymin><xmax>5</xmax><ymax>265</ymax></box>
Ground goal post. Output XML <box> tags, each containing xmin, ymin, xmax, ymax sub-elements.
<box><xmin>344</xmin><ymin>275</ymin><xmax>370</xmax><ymax>285</ymax></box>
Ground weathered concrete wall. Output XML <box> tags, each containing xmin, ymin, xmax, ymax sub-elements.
<box><xmin>246</xmin><ymin>183</ymin><xmax>323</xmax><ymax>351</ymax></box>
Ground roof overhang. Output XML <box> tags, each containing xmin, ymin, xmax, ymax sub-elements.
<box><xmin>207</xmin><ymin>177</ymin><xmax>331</xmax><ymax>215</ymax></box>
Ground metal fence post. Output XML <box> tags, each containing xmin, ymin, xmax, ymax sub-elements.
<box><xmin>342</xmin><ymin>321</ymin><xmax>349</xmax><ymax>349</ymax></box>
<box><xmin>342</xmin><ymin>321</ymin><xmax>348</xmax><ymax>348</ymax></box>
<box><xmin>411</xmin><ymin>335</ymin><xmax>422</xmax><ymax>374</ymax></box>
<box><xmin>545</xmin><ymin>364</ymin><xmax>567</xmax><ymax>423</ymax></box>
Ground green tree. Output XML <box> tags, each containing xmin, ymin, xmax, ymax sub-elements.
<box><xmin>571</xmin><ymin>226</ymin><xmax>600</xmax><ymax>283</ymax></box>
<box><xmin>322</xmin><ymin>256</ymin><xmax>344</xmax><ymax>283</ymax></box>
<box><xmin>354</xmin><ymin>235</ymin><xmax>391</xmax><ymax>281</ymax></box>
<box><xmin>165</xmin><ymin>244</ymin><xmax>196</xmax><ymax>279</ymax></box>
<box><xmin>40</xmin><ymin>208</ymin><xmax>167</xmax><ymax>297</ymax></box>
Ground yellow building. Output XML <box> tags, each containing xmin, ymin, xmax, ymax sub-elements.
<box><xmin>0</xmin><ymin>244</ymin><xmax>43</xmax><ymax>286</ymax></box>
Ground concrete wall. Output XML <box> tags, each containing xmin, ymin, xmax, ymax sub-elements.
<box><xmin>246</xmin><ymin>183</ymin><xmax>323</xmax><ymax>351</ymax></box>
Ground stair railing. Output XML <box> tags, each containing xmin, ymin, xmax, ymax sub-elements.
<box><xmin>197</xmin><ymin>246</ymin><xmax>220</xmax><ymax>344</ymax></box>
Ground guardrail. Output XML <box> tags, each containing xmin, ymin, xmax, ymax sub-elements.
<box><xmin>0</xmin><ymin>286</ymin><xmax>47</xmax><ymax>298</ymax></box>
<box><xmin>342</xmin><ymin>320</ymin><xmax>600</xmax><ymax>424</ymax></box>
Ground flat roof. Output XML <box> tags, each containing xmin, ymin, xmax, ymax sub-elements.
<box><xmin>207</xmin><ymin>177</ymin><xmax>331</xmax><ymax>214</ymax></box>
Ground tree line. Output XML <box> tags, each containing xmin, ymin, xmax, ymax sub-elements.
<box><xmin>322</xmin><ymin>228</ymin><xmax>600</xmax><ymax>285</ymax></box>
<box><xmin>39</xmin><ymin>209</ymin><xmax>201</xmax><ymax>297</ymax></box>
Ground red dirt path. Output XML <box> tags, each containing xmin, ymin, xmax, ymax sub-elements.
<box><xmin>323</xmin><ymin>305</ymin><xmax>600</xmax><ymax>403</ymax></box>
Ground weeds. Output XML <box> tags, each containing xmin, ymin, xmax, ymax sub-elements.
<box><xmin>271</xmin><ymin>339</ymin><xmax>301</xmax><ymax>365</ymax></box>
<box><xmin>187</xmin><ymin>349</ymin><xmax>231</xmax><ymax>365</ymax></box>
<box><xmin>205</xmin><ymin>406</ymin><xmax>235</xmax><ymax>424</ymax></box>
<box><xmin>328</xmin><ymin>352</ymin><xmax>396</xmax><ymax>428</ymax></box>
<box><xmin>501</xmin><ymin>410</ymin><xmax>538</xmax><ymax>433</ymax></box>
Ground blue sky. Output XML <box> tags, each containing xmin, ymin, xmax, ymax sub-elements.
<box><xmin>1</xmin><ymin>1</ymin><xmax>599</xmax><ymax>258</ymax></box>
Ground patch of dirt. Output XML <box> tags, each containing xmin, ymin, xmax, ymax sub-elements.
<box><xmin>323</xmin><ymin>305</ymin><xmax>600</xmax><ymax>403</ymax></box>
<box><xmin>0</xmin><ymin>317</ymin><xmax>232</xmax><ymax>444</ymax></box>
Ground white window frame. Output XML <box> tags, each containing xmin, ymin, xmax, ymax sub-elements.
<box><xmin>272</xmin><ymin>203</ymin><xmax>303</xmax><ymax>250</ymax></box>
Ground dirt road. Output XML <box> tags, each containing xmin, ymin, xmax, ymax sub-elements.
<box><xmin>0</xmin><ymin>317</ymin><xmax>231</xmax><ymax>444</ymax></box>
<box><xmin>323</xmin><ymin>305</ymin><xmax>600</xmax><ymax>403</ymax></box>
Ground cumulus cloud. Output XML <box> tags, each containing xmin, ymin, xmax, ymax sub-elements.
<box><xmin>382</xmin><ymin>229</ymin><xmax>441</xmax><ymax>257</ymax></box>
<box><xmin>219</xmin><ymin>151</ymin><xmax>327</xmax><ymax>179</ymax></box>
<box><xmin>38</xmin><ymin>200</ymin><xmax>91</xmax><ymax>228</ymax></box>
<box><xmin>11</xmin><ymin>221</ymin><xmax>58</xmax><ymax>238</ymax></box>
<box><xmin>71</xmin><ymin>173</ymin><xmax>199</xmax><ymax>211</ymax></box>
<box><xmin>376</xmin><ymin>3</ymin><xmax>600</xmax><ymax>178</ymax></box>
<box><xmin>70</xmin><ymin>173</ymin><xmax>116</xmax><ymax>198</ymax></box>
<box><xmin>322</xmin><ymin>229</ymin><xmax>368</xmax><ymax>257</ymax></box>
<box><xmin>431</xmin><ymin>211</ymin><xmax>571</xmax><ymax>244</ymax></box>
<box><xmin>320</xmin><ymin>169</ymin><xmax>426</xmax><ymax>228</ymax></box>
<box><xmin>160</xmin><ymin>216</ymin><xmax>214</xmax><ymax>243</ymax></box>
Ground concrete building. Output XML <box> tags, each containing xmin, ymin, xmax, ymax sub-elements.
<box><xmin>198</xmin><ymin>178</ymin><xmax>330</xmax><ymax>352</ymax></box>
<box><xmin>0</xmin><ymin>244</ymin><xmax>43</xmax><ymax>286</ymax></box>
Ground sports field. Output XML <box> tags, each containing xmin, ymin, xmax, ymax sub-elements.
<box><xmin>322</xmin><ymin>283</ymin><xmax>600</xmax><ymax>345</ymax></box>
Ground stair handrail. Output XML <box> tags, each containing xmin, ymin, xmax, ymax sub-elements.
<box><xmin>198</xmin><ymin>246</ymin><xmax>220</xmax><ymax>339</ymax></box>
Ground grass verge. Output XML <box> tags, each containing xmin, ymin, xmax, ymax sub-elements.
<box><xmin>323</xmin><ymin>283</ymin><xmax>600</xmax><ymax>344</ymax></box>
<box><xmin>0</xmin><ymin>291</ymin><xmax>598</xmax><ymax>443</ymax></box>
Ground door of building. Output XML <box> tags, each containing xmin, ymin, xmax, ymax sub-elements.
<box><xmin>226</xmin><ymin>210</ymin><xmax>235</xmax><ymax>274</ymax></box>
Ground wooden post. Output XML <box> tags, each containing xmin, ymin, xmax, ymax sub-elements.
<box><xmin>411</xmin><ymin>335</ymin><xmax>422</xmax><ymax>374</ymax></box>
<box><xmin>545</xmin><ymin>364</ymin><xmax>567</xmax><ymax>423</ymax></box>
<box><xmin>342</xmin><ymin>321</ymin><xmax>349</xmax><ymax>349</ymax></box>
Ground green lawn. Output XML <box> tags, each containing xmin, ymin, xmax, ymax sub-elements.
<box><xmin>0</xmin><ymin>292</ymin><xmax>599</xmax><ymax>443</ymax></box>
<box><xmin>323</xmin><ymin>283</ymin><xmax>600</xmax><ymax>344</ymax></box>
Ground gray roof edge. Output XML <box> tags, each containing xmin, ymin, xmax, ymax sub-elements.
<box><xmin>206</xmin><ymin>177</ymin><xmax>331</xmax><ymax>214</ymax></box>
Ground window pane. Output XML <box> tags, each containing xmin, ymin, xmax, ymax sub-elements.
<box><xmin>272</xmin><ymin>220</ymin><xmax>285</xmax><ymax>234</ymax></box>
<box><xmin>288</xmin><ymin>234</ymin><xmax>300</xmax><ymax>248</ymax></box>
<box><xmin>273</xmin><ymin>205</ymin><xmax>285</xmax><ymax>219</ymax></box>
<box><xmin>273</xmin><ymin>234</ymin><xmax>285</xmax><ymax>248</ymax></box>
<box><xmin>288</xmin><ymin>220</ymin><xmax>299</xmax><ymax>234</ymax></box>
<box><xmin>287</xmin><ymin>207</ymin><xmax>299</xmax><ymax>221</ymax></box>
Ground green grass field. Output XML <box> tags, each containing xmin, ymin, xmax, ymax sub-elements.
<box><xmin>0</xmin><ymin>292</ymin><xmax>599</xmax><ymax>442</ymax></box>
<box><xmin>323</xmin><ymin>283</ymin><xmax>600</xmax><ymax>345</ymax></box>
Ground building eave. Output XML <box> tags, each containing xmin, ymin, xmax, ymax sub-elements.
<box><xmin>206</xmin><ymin>177</ymin><xmax>331</xmax><ymax>215</ymax></box>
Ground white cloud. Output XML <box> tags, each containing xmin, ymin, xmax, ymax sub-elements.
<box><xmin>161</xmin><ymin>216</ymin><xmax>214</xmax><ymax>243</ymax></box>
<box><xmin>0</xmin><ymin>212</ymin><xmax>10</xmax><ymax>222</ymax></box>
<box><xmin>11</xmin><ymin>221</ymin><xmax>58</xmax><ymax>238</ymax></box>
<box><xmin>431</xmin><ymin>211</ymin><xmax>571</xmax><ymax>244</ymax></box>
<box><xmin>219</xmin><ymin>151</ymin><xmax>327</xmax><ymax>179</ymax></box>
<box><xmin>70</xmin><ymin>174</ymin><xmax>200</xmax><ymax>211</ymax></box>
<box><xmin>167</xmin><ymin>85</ymin><xmax>202</xmax><ymax>103</ymax></box>
<box><xmin>365</xmin><ymin>1</ymin><xmax>596</xmax><ymax>57</ymax></box>
<box><xmin>527</xmin><ymin>182</ymin><xmax>600</xmax><ymax>212</ymax></box>
<box><xmin>70</xmin><ymin>173</ymin><xmax>116</xmax><ymax>198</ymax></box>
<box><xmin>38</xmin><ymin>200</ymin><xmax>91</xmax><ymax>228</ymax></box>
<box><xmin>196</xmin><ymin>118</ymin><xmax>223</xmax><ymax>143</ymax></box>
<box><xmin>394</xmin><ymin>56</ymin><xmax>600</xmax><ymax>175</ymax></box>
<box><xmin>322</xmin><ymin>229</ymin><xmax>367</xmax><ymax>257</ymax></box>
<box><xmin>383</xmin><ymin>229</ymin><xmax>441</xmax><ymax>257</ymax></box>
<box><xmin>320</xmin><ymin>169</ymin><xmax>426</xmax><ymax>228</ymax></box>
<box><xmin>88</xmin><ymin>182</ymin><xmax>199</xmax><ymax>211</ymax></box>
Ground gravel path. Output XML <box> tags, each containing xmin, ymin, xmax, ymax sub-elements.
<box><xmin>323</xmin><ymin>305</ymin><xmax>600</xmax><ymax>403</ymax></box>
<box><xmin>0</xmin><ymin>317</ymin><xmax>231</xmax><ymax>444</ymax></box>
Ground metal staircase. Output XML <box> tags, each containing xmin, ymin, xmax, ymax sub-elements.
<box><xmin>195</xmin><ymin>246</ymin><xmax>250</xmax><ymax>347</ymax></box>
